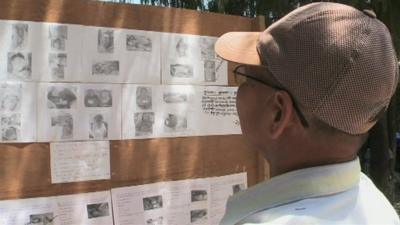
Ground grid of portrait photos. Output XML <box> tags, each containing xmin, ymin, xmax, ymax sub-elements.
<box><xmin>0</xmin><ymin>19</ymin><xmax>235</xmax><ymax>143</ymax></box>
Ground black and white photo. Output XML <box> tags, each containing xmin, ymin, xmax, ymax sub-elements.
<box><xmin>84</xmin><ymin>89</ymin><xmax>112</xmax><ymax>107</ymax></box>
<box><xmin>11</xmin><ymin>23</ymin><xmax>28</xmax><ymax>49</ymax></box>
<box><xmin>134</xmin><ymin>112</ymin><xmax>154</xmax><ymax>136</ymax></box>
<box><xmin>1</xmin><ymin>114</ymin><xmax>21</xmax><ymax>127</ymax></box>
<box><xmin>49</xmin><ymin>53</ymin><xmax>67</xmax><ymax>79</ymax></box>
<box><xmin>146</xmin><ymin>216</ymin><xmax>163</xmax><ymax>225</ymax></box>
<box><xmin>89</xmin><ymin>113</ymin><xmax>108</xmax><ymax>139</ymax></box>
<box><xmin>7</xmin><ymin>52</ymin><xmax>32</xmax><ymax>79</ymax></box>
<box><xmin>170</xmin><ymin>64</ymin><xmax>193</xmax><ymax>78</ymax></box>
<box><xmin>191</xmin><ymin>190</ymin><xmax>207</xmax><ymax>202</ymax></box>
<box><xmin>47</xmin><ymin>86</ymin><xmax>77</xmax><ymax>109</ymax></box>
<box><xmin>136</xmin><ymin>86</ymin><xmax>152</xmax><ymax>110</ymax></box>
<box><xmin>163</xmin><ymin>92</ymin><xmax>187</xmax><ymax>103</ymax></box>
<box><xmin>28</xmin><ymin>212</ymin><xmax>54</xmax><ymax>225</ymax></box>
<box><xmin>190</xmin><ymin>209</ymin><xmax>207</xmax><ymax>223</ymax></box>
<box><xmin>143</xmin><ymin>195</ymin><xmax>163</xmax><ymax>211</ymax></box>
<box><xmin>232</xmin><ymin>183</ymin><xmax>245</xmax><ymax>194</ymax></box>
<box><xmin>92</xmin><ymin>61</ymin><xmax>119</xmax><ymax>76</ymax></box>
<box><xmin>127</xmin><ymin>34</ymin><xmax>152</xmax><ymax>52</ymax></box>
<box><xmin>1</xmin><ymin>94</ymin><xmax>21</xmax><ymax>112</ymax></box>
<box><xmin>175</xmin><ymin>37</ymin><xmax>189</xmax><ymax>57</ymax></box>
<box><xmin>164</xmin><ymin>113</ymin><xmax>187</xmax><ymax>131</ymax></box>
<box><xmin>98</xmin><ymin>29</ymin><xmax>114</xmax><ymax>53</ymax></box>
<box><xmin>49</xmin><ymin>25</ymin><xmax>68</xmax><ymax>51</ymax></box>
<box><xmin>1</xmin><ymin>125</ymin><xmax>20</xmax><ymax>141</ymax></box>
<box><xmin>204</xmin><ymin>60</ymin><xmax>216</xmax><ymax>82</ymax></box>
<box><xmin>87</xmin><ymin>202</ymin><xmax>110</xmax><ymax>219</ymax></box>
<box><xmin>51</xmin><ymin>112</ymin><xmax>73</xmax><ymax>139</ymax></box>
<box><xmin>200</xmin><ymin>37</ymin><xmax>216</xmax><ymax>59</ymax></box>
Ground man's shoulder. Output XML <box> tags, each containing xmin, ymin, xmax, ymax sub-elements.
<box><xmin>239</xmin><ymin>173</ymin><xmax>399</xmax><ymax>225</ymax></box>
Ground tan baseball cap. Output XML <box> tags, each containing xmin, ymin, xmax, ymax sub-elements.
<box><xmin>215</xmin><ymin>2</ymin><xmax>399</xmax><ymax>134</ymax></box>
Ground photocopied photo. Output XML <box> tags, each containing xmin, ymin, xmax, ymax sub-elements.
<box><xmin>84</xmin><ymin>89</ymin><xmax>112</xmax><ymax>107</ymax></box>
<box><xmin>87</xmin><ymin>202</ymin><xmax>110</xmax><ymax>219</ymax></box>
<box><xmin>146</xmin><ymin>216</ymin><xmax>164</xmax><ymax>225</ymax></box>
<box><xmin>190</xmin><ymin>209</ymin><xmax>207</xmax><ymax>223</ymax></box>
<box><xmin>127</xmin><ymin>34</ymin><xmax>152</xmax><ymax>52</ymax></box>
<box><xmin>203</xmin><ymin>60</ymin><xmax>216</xmax><ymax>82</ymax></box>
<box><xmin>191</xmin><ymin>190</ymin><xmax>208</xmax><ymax>202</ymax></box>
<box><xmin>49</xmin><ymin>53</ymin><xmax>67</xmax><ymax>80</ymax></box>
<box><xmin>143</xmin><ymin>195</ymin><xmax>163</xmax><ymax>211</ymax></box>
<box><xmin>92</xmin><ymin>61</ymin><xmax>119</xmax><ymax>76</ymax></box>
<box><xmin>0</xmin><ymin>83</ymin><xmax>22</xmax><ymax>112</ymax></box>
<box><xmin>50</xmin><ymin>112</ymin><xmax>74</xmax><ymax>140</ymax></box>
<box><xmin>11</xmin><ymin>23</ymin><xmax>28</xmax><ymax>50</ymax></box>
<box><xmin>98</xmin><ymin>29</ymin><xmax>114</xmax><ymax>53</ymax></box>
<box><xmin>163</xmin><ymin>92</ymin><xmax>188</xmax><ymax>103</ymax></box>
<box><xmin>1</xmin><ymin>113</ymin><xmax>21</xmax><ymax>141</ymax></box>
<box><xmin>47</xmin><ymin>86</ymin><xmax>77</xmax><ymax>109</ymax></box>
<box><xmin>7</xmin><ymin>52</ymin><xmax>32</xmax><ymax>80</ymax></box>
<box><xmin>164</xmin><ymin>113</ymin><xmax>187</xmax><ymax>132</ymax></box>
<box><xmin>134</xmin><ymin>112</ymin><xmax>155</xmax><ymax>136</ymax></box>
<box><xmin>136</xmin><ymin>86</ymin><xmax>152</xmax><ymax>110</ymax></box>
<box><xmin>89</xmin><ymin>113</ymin><xmax>109</xmax><ymax>139</ymax></box>
<box><xmin>199</xmin><ymin>37</ymin><xmax>216</xmax><ymax>60</ymax></box>
<box><xmin>49</xmin><ymin>25</ymin><xmax>68</xmax><ymax>51</ymax></box>
<box><xmin>27</xmin><ymin>212</ymin><xmax>55</xmax><ymax>225</ymax></box>
<box><xmin>170</xmin><ymin>64</ymin><xmax>194</xmax><ymax>78</ymax></box>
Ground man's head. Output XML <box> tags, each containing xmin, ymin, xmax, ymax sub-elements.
<box><xmin>215</xmin><ymin>2</ymin><xmax>399</xmax><ymax>174</ymax></box>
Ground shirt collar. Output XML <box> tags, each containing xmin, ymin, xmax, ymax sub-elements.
<box><xmin>220</xmin><ymin>158</ymin><xmax>361</xmax><ymax>225</ymax></box>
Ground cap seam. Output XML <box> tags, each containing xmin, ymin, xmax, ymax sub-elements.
<box><xmin>313</xmin><ymin>16</ymin><xmax>370</xmax><ymax>119</ymax></box>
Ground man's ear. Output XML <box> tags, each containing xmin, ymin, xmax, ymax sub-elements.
<box><xmin>270</xmin><ymin>91</ymin><xmax>294</xmax><ymax>139</ymax></box>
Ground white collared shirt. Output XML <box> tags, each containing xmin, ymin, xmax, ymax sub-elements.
<box><xmin>220</xmin><ymin>158</ymin><xmax>400</xmax><ymax>225</ymax></box>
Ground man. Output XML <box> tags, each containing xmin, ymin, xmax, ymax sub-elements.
<box><xmin>215</xmin><ymin>2</ymin><xmax>399</xmax><ymax>225</ymax></box>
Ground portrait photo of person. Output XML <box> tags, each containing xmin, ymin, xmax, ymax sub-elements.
<box><xmin>136</xmin><ymin>86</ymin><xmax>152</xmax><ymax>110</ymax></box>
<box><xmin>134</xmin><ymin>112</ymin><xmax>155</xmax><ymax>136</ymax></box>
<box><xmin>7</xmin><ymin>52</ymin><xmax>32</xmax><ymax>80</ymax></box>
<box><xmin>0</xmin><ymin>94</ymin><xmax>21</xmax><ymax>111</ymax></box>
<box><xmin>49</xmin><ymin>53</ymin><xmax>67</xmax><ymax>79</ymax></box>
<box><xmin>203</xmin><ymin>60</ymin><xmax>216</xmax><ymax>82</ymax></box>
<box><xmin>98</xmin><ymin>29</ymin><xmax>114</xmax><ymax>53</ymax></box>
<box><xmin>89</xmin><ymin>113</ymin><xmax>108</xmax><ymax>139</ymax></box>
<box><xmin>47</xmin><ymin>86</ymin><xmax>77</xmax><ymax>109</ymax></box>
<box><xmin>126</xmin><ymin>34</ymin><xmax>152</xmax><ymax>52</ymax></box>
<box><xmin>49</xmin><ymin>25</ymin><xmax>68</xmax><ymax>51</ymax></box>
<box><xmin>92</xmin><ymin>61</ymin><xmax>119</xmax><ymax>76</ymax></box>
<box><xmin>51</xmin><ymin>112</ymin><xmax>73</xmax><ymax>140</ymax></box>
<box><xmin>11</xmin><ymin>23</ymin><xmax>28</xmax><ymax>49</ymax></box>
<box><xmin>1</xmin><ymin>126</ymin><xmax>19</xmax><ymax>141</ymax></box>
<box><xmin>86</xmin><ymin>203</ymin><xmax>110</xmax><ymax>219</ymax></box>
<box><xmin>200</xmin><ymin>37</ymin><xmax>216</xmax><ymax>60</ymax></box>
<box><xmin>175</xmin><ymin>37</ymin><xmax>188</xmax><ymax>57</ymax></box>
<box><xmin>170</xmin><ymin>64</ymin><xmax>193</xmax><ymax>78</ymax></box>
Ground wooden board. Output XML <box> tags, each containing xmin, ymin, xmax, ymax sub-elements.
<box><xmin>0</xmin><ymin>0</ymin><xmax>268</xmax><ymax>200</ymax></box>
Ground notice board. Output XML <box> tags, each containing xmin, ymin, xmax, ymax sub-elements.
<box><xmin>0</xmin><ymin>0</ymin><xmax>268</xmax><ymax>200</ymax></box>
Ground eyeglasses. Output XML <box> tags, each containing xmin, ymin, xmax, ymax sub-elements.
<box><xmin>233</xmin><ymin>65</ymin><xmax>309</xmax><ymax>128</ymax></box>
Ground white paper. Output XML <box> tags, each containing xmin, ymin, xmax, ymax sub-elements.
<box><xmin>81</xmin><ymin>26</ymin><xmax>161</xmax><ymax>84</ymax></box>
<box><xmin>50</xmin><ymin>141</ymin><xmax>110</xmax><ymax>184</ymax></box>
<box><xmin>0</xmin><ymin>81</ymin><xmax>37</xmax><ymax>142</ymax></box>
<box><xmin>0</xmin><ymin>20</ymin><xmax>83</xmax><ymax>82</ymax></box>
<box><xmin>37</xmin><ymin>83</ymin><xmax>122</xmax><ymax>142</ymax></box>
<box><xmin>0</xmin><ymin>191</ymin><xmax>113</xmax><ymax>225</ymax></box>
<box><xmin>112</xmin><ymin>173</ymin><xmax>247</xmax><ymax>225</ymax></box>
<box><xmin>161</xmin><ymin>33</ymin><xmax>228</xmax><ymax>85</ymax></box>
<box><xmin>122</xmin><ymin>84</ymin><xmax>241</xmax><ymax>139</ymax></box>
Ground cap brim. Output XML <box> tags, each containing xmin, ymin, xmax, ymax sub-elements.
<box><xmin>215</xmin><ymin>32</ymin><xmax>261</xmax><ymax>65</ymax></box>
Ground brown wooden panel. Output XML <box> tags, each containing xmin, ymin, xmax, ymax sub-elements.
<box><xmin>0</xmin><ymin>0</ymin><xmax>267</xmax><ymax>200</ymax></box>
